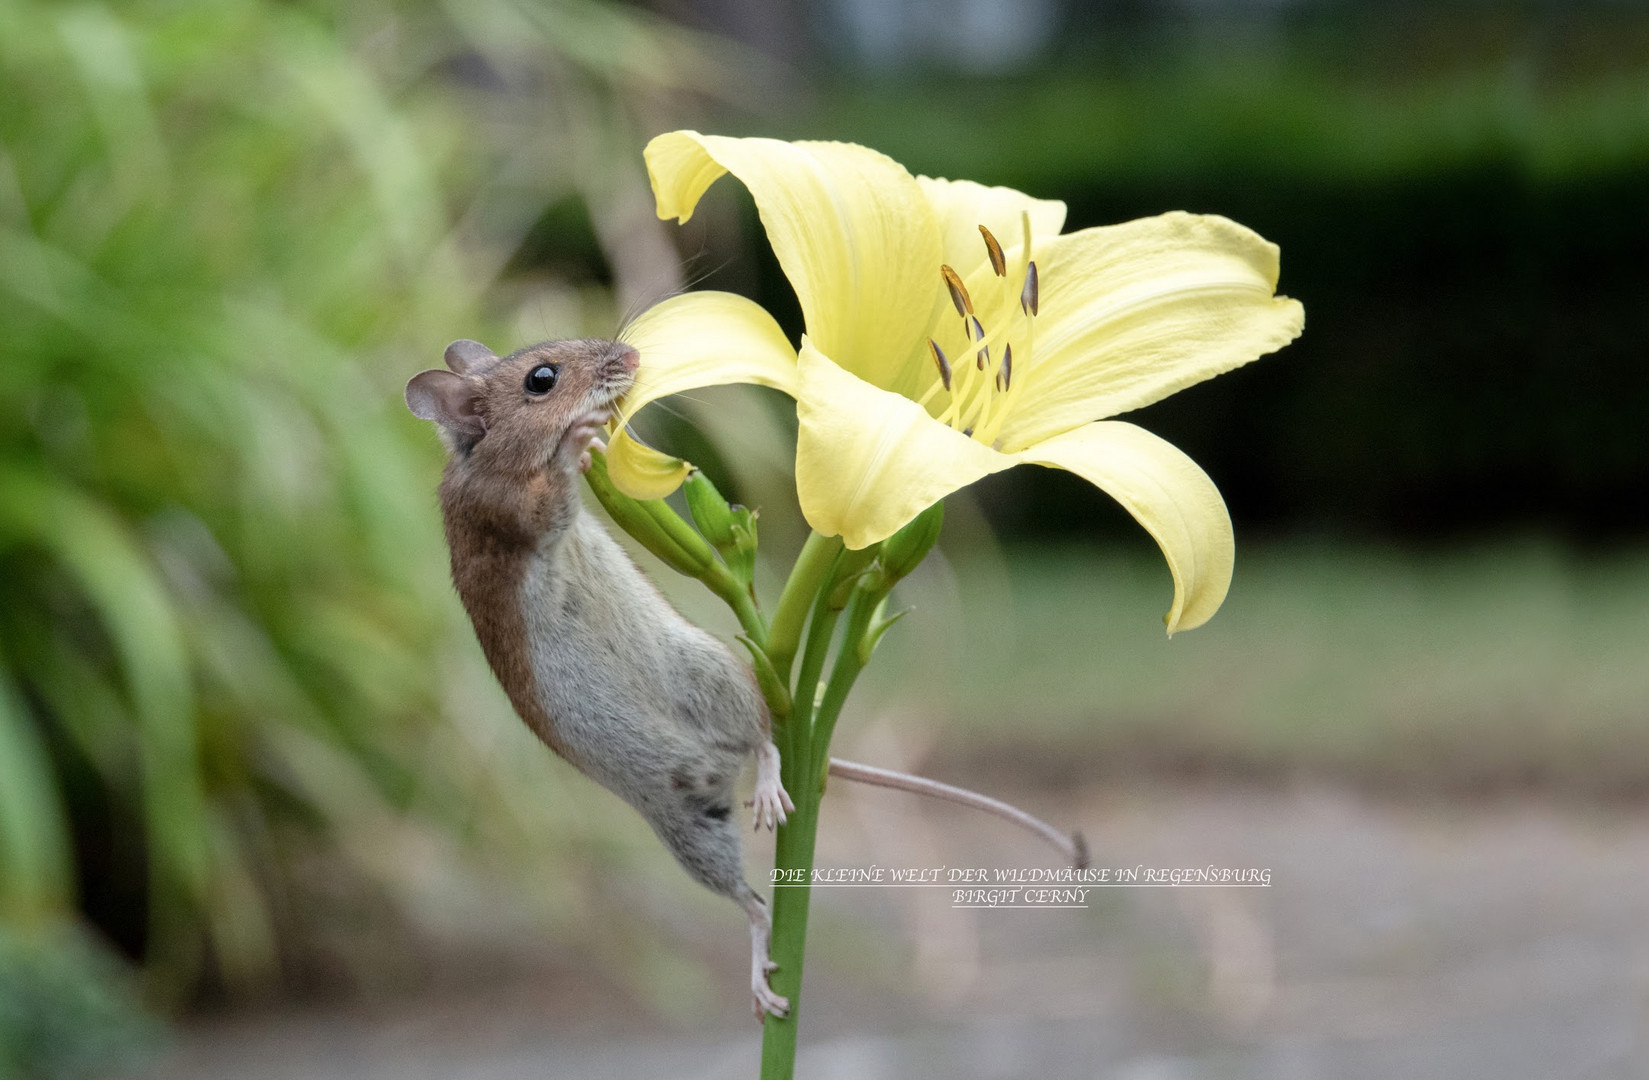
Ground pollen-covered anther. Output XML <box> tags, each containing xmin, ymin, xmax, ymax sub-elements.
<box><xmin>928</xmin><ymin>338</ymin><xmax>953</xmax><ymax>391</ymax></box>
<box><xmin>979</xmin><ymin>225</ymin><xmax>1007</xmax><ymax>276</ymax></box>
<box><xmin>940</xmin><ymin>265</ymin><xmax>973</xmax><ymax>318</ymax></box>
<box><xmin>1020</xmin><ymin>261</ymin><xmax>1040</xmax><ymax>317</ymax></box>
<box><xmin>996</xmin><ymin>343</ymin><xmax>1013</xmax><ymax>392</ymax></box>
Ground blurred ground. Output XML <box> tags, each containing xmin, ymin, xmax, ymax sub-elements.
<box><xmin>134</xmin><ymin>774</ymin><xmax>1649</xmax><ymax>1079</ymax></box>
<box><xmin>121</xmin><ymin>538</ymin><xmax>1649</xmax><ymax>1078</ymax></box>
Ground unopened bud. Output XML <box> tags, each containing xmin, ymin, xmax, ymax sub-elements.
<box><xmin>878</xmin><ymin>499</ymin><xmax>944</xmax><ymax>583</ymax></box>
<box><xmin>684</xmin><ymin>470</ymin><xmax>737</xmax><ymax>548</ymax></box>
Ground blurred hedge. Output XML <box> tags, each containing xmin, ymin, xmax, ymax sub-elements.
<box><xmin>0</xmin><ymin>0</ymin><xmax>737</xmax><ymax>1030</ymax></box>
<box><xmin>713</xmin><ymin>5</ymin><xmax>1649</xmax><ymax>543</ymax></box>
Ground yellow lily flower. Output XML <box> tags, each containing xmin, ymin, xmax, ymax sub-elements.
<box><xmin>610</xmin><ymin>132</ymin><xmax>1304</xmax><ymax>632</ymax></box>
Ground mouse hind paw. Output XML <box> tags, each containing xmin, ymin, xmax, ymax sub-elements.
<box><xmin>748</xmin><ymin>741</ymin><xmax>794</xmax><ymax>832</ymax></box>
<box><xmin>741</xmin><ymin>889</ymin><xmax>788</xmax><ymax>1022</ymax></box>
<box><xmin>752</xmin><ymin>972</ymin><xmax>789</xmax><ymax>1022</ymax></box>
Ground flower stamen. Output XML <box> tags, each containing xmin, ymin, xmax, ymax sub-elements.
<box><xmin>969</xmin><ymin>315</ymin><xmax>989</xmax><ymax>369</ymax></box>
<box><xmin>940</xmin><ymin>265</ymin><xmax>973</xmax><ymax>318</ymax></box>
<box><xmin>977</xmin><ymin>227</ymin><xmax>1038</xmax><ymax>448</ymax></box>
<box><xmin>927</xmin><ymin>220</ymin><xmax>1041</xmax><ymax>442</ymax></box>
<box><xmin>927</xmin><ymin>338</ymin><xmax>953</xmax><ymax>391</ymax></box>
<box><xmin>979</xmin><ymin>225</ymin><xmax>1007</xmax><ymax>276</ymax></box>
<box><xmin>1020</xmin><ymin>261</ymin><xmax>1040</xmax><ymax>317</ymax></box>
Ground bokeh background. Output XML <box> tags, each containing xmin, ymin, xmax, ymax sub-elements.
<box><xmin>2</xmin><ymin>0</ymin><xmax>1647</xmax><ymax>1077</ymax></box>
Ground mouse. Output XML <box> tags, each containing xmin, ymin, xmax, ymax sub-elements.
<box><xmin>406</xmin><ymin>335</ymin><xmax>1085</xmax><ymax>1021</ymax></box>
<box><xmin>407</xmin><ymin>336</ymin><xmax>794</xmax><ymax>1018</ymax></box>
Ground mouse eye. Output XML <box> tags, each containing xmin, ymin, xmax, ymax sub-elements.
<box><xmin>524</xmin><ymin>364</ymin><xmax>558</xmax><ymax>395</ymax></box>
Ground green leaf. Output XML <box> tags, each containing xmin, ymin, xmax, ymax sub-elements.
<box><xmin>0</xmin><ymin>670</ymin><xmax>73</xmax><ymax>918</ymax></box>
<box><xmin>735</xmin><ymin>635</ymin><xmax>792</xmax><ymax>720</ymax></box>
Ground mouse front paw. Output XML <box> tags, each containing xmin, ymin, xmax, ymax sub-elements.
<box><xmin>577</xmin><ymin>436</ymin><xmax>607</xmax><ymax>474</ymax></box>
<box><xmin>555</xmin><ymin>410</ymin><xmax>608</xmax><ymax>473</ymax></box>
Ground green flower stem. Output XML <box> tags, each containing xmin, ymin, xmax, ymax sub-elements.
<box><xmin>703</xmin><ymin>562</ymin><xmax>768</xmax><ymax>647</ymax></box>
<box><xmin>639</xmin><ymin>494</ymin><xmax>722</xmax><ymax>573</ymax></box>
<box><xmin>759</xmin><ymin>571</ymin><xmax>878</xmax><ymax>1080</ymax></box>
<box><xmin>785</xmin><ymin>552</ymin><xmax>849</xmax><ymax>747</ymax></box>
<box><xmin>759</xmin><ymin>719</ymin><xmax>819</xmax><ymax>1080</ymax></box>
<box><xmin>806</xmin><ymin>585</ymin><xmax>879</xmax><ymax>776</ymax></box>
<box><xmin>765</xmin><ymin>532</ymin><xmax>843</xmax><ymax>685</ymax></box>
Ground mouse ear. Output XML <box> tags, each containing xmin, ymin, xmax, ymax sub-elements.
<box><xmin>406</xmin><ymin>369</ymin><xmax>485</xmax><ymax>440</ymax></box>
<box><xmin>444</xmin><ymin>339</ymin><xmax>495</xmax><ymax>374</ymax></box>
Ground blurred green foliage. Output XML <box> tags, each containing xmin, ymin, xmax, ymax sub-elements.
<box><xmin>872</xmin><ymin>538</ymin><xmax>1649</xmax><ymax>798</ymax></box>
<box><xmin>0</xmin><ymin>0</ymin><xmax>747</xmax><ymax>1038</ymax></box>
<box><xmin>0</xmin><ymin>925</ymin><xmax>159</xmax><ymax>1080</ymax></box>
<box><xmin>0</xmin><ymin>0</ymin><xmax>475</xmax><ymax>997</ymax></box>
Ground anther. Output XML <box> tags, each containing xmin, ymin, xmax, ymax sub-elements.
<box><xmin>940</xmin><ymin>265</ymin><xmax>973</xmax><ymax>317</ymax></box>
<box><xmin>968</xmin><ymin>315</ymin><xmax>989</xmax><ymax>368</ymax></box>
<box><xmin>1020</xmin><ymin>261</ymin><xmax>1039</xmax><ymax>317</ymax></box>
<box><xmin>979</xmin><ymin>225</ymin><xmax>1006</xmax><ymax>276</ymax></box>
<box><xmin>928</xmin><ymin>339</ymin><xmax>952</xmax><ymax>391</ymax></box>
<box><xmin>996</xmin><ymin>343</ymin><xmax>1013</xmax><ymax>392</ymax></box>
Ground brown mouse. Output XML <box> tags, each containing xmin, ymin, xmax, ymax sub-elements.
<box><xmin>407</xmin><ymin>337</ymin><xmax>793</xmax><ymax>1018</ymax></box>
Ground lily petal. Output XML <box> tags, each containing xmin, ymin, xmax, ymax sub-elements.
<box><xmin>916</xmin><ymin>176</ymin><xmax>1066</xmax><ymax>280</ymax></box>
<box><xmin>605</xmin><ymin>428</ymin><xmax>691</xmax><ymax>500</ymax></box>
<box><xmin>1015</xmin><ymin>421</ymin><xmax>1233</xmax><ymax>634</ymax></box>
<box><xmin>795</xmin><ymin>337</ymin><xmax>1010</xmax><ymax>549</ymax></box>
<box><xmin>609</xmin><ymin>289</ymin><xmax>798</xmax><ymax>499</ymax></box>
<box><xmin>645</xmin><ymin>131</ymin><xmax>940</xmax><ymax>390</ymax></box>
<box><xmin>997</xmin><ymin>212</ymin><xmax>1305</xmax><ymax>452</ymax></box>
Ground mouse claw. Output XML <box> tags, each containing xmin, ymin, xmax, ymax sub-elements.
<box><xmin>744</xmin><ymin>894</ymin><xmax>787</xmax><ymax>1022</ymax></box>
<box><xmin>752</xmin><ymin>981</ymin><xmax>789</xmax><ymax>1022</ymax></box>
<box><xmin>749</xmin><ymin>787</ymin><xmax>788</xmax><ymax>831</ymax></box>
<box><xmin>577</xmin><ymin>437</ymin><xmax>607</xmax><ymax>474</ymax></box>
<box><xmin>750</xmin><ymin>741</ymin><xmax>791</xmax><ymax>832</ymax></box>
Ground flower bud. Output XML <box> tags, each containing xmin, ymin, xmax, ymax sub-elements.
<box><xmin>878</xmin><ymin>499</ymin><xmax>944</xmax><ymax>584</ymax></box>
<box><xmin>826</xmin><ymin>543</ymin><xmax>882</xmax><ymax>611</ymax></box>
<box><xmin>584</xmin><ymin>449</ymin><xmax>714</xmax><ymax>577</ymax></box>
<box><xmin>684</xmin><ymin>470</ymin><xmax>737</xmax><ymax>548</ymax></box>
<box><xmin>685</xmin><ymin>470</ymin><xmax>759</xmax><ymax>586</ymax></box>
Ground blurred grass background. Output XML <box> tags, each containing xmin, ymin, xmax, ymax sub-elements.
<box><xmin>2</xmin><ymin>0</ymin><xmax>1646</xmax><ymax>1075</ymax></box>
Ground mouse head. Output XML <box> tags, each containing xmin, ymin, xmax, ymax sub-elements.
<box><xmin>405</xmin><ymin>337</ymin><xmax>638</xmax><ymax>471</ymax></box>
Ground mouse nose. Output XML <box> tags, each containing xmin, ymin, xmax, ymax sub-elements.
<box><xmin>612</xmin><ymin>344</ymin><xmax>639</xmax><ymax>373</ymax></box>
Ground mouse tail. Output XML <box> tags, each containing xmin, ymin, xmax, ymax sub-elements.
<box><xmin>826</xmin><ymin>758</ymin><xmax>1087</xmax><ymax>868</ymax></box>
